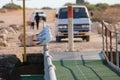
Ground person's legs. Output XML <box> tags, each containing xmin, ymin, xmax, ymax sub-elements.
<box><xmin>36</xmin><ymin>21</ymin><xmax>39</xmax><ymax>30</ymax></box>
<box><xmin>33</xmin><ymin>22</ymin><xmax>34</xmax><ymax>29</ymax></box>
<box><xmin>31</xmin><ymin>22</ymin><xmax>34</xmax><ymax>29</ymax></box>
<box><xmin>30</xmin><ymin>23</ymin><xmax>32</xmax><ymax>29</ymax></box>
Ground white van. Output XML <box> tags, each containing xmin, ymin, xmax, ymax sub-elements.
<box><xmin>55</xmin><ymin>5</ymin><xmax>91</xmax><ymax>42</ymax></box>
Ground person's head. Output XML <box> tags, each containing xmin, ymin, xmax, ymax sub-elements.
<box><xmin>36</xmin><ymin>12</ymin><xmax>38</xmax><ymax>15</ymax></box>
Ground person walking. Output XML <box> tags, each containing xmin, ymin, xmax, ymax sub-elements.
<box><xmin>30</xmin><ymin>12</ymin><xmax>35</xmax><ymax>29</ymax></box>
<box><xmin>35</xmin><ymin>12</ymin><xmax>40</xmax><ymax>30</ymax></box>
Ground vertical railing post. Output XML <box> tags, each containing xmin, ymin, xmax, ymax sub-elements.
<box><xmin>105</xmin><ymin>28</ymin><xmax>109</xmax><ymax>58</ymax></box>
<box><xmin>116</xmin><ymin>32</ymin><xmax>119</xmax><ymax>67</ymax></box>
<box><xmin>109</xmin><ymin>32</ymin><xmax>113</xmax><ymax>62</ymax></box>
<box><xmin>102</xmin><ymin>22</ymin><xmax>105</xmax><ymax>52</ymax></box>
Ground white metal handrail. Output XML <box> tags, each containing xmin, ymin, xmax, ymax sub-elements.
<box><xmin>44</xmin><ymin>45</ymin><xmax>57</xmax><ymax>80</ymax></box>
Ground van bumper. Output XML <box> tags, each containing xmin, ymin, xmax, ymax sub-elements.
<box><xmin>56</xmin><ymin>31</ymin><xmax>90</xmax><ymax>38</ymax></box>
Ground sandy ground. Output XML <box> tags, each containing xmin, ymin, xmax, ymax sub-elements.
<box><xmin>0</xmin><ymin>9</ymin><xmax>102</xmax><ymax>61</ymax></box>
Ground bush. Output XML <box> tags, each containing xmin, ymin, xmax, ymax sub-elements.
<box><xmin>85</xmin><ymin>4</ymin><xmax>97</xmax><ymax>11</ymax></box>
<box><xmin>41</xmin><ymin>7</ymin><xmax>52</xmax><ymax>10</ymax></box>
<box><xmin>95</xmin><ymin>3</ymin><xmax>109</xmax><ymax>11</ymax></box>
<box><xmin>64</xmin><ymin>3</ymin><xmax>76</xmax><ymax>6</ymax></box>
<box><xmin>91</xmin><ymin>17</ymin><xmax>113</xmax><ymax>23</ymax></box>
<box><xmin>2</xmin><ymin>3</ymin><xmax>22</xmax><ymax>10</ymax></box>
<box><xmin>110</xmin><ymin>4</ymin><xmax>120</xmax><ymax>8</ymax></box>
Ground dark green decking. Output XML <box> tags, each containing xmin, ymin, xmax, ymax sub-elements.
<box><xmin>53</xmin><ymin>60</ymin><xmax>120</xmax><ymax>80</ymax></box>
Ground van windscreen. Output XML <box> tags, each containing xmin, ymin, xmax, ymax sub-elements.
<box><xmin>59</xmin><ymin>7</ymin><xmax>88</xmax><ymax>19</ymax></box>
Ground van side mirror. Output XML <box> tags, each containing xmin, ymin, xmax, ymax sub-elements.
<box><xmin>56</xmin><ymin>14</ymin><xmax>58</xmax><ymax>18</ymax></box>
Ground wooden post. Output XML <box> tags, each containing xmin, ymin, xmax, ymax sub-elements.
<box><xmin>23</xmin><ymin>0</ymin><xmax>27</xmax><ymax>62</ymax></box>
<box><xmin>68</xmin><ymin>6</ymin><xmax>74</xmax><ymax>51</ymax></box>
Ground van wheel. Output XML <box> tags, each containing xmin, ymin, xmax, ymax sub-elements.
<box><xmin>86</xmin><ymin>36</ymin><xmax>90</xmax><ymax>42</ymax></box>
<box><xmin>56</xmin><ymin>37</ymin><xmax>61</xmax><ymax>42</ymax></box>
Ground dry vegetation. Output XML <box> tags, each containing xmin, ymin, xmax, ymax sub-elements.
<box><xmin>92</xmin><ymin>5</ymin><xmax>120</xmax><ymax>23</ymax></box>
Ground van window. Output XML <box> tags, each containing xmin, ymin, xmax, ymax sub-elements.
<box><xmin>58</xmin><ymin>7</ymin><xmax>88</xmax><ymax>19</ymax></box>
<box><xmin>38</xmin><ymin>12</ymin><xmax>44</xmax><ymax>14</ymax></box>
<box><xmin>74</xmin><ymin>7</ymin><xmax>88</xmax><ymax>18</ymax></box>
<box><xmin>59</xmin><ymin>8</ymin><xmax>68</xmax><ymax>19</ymax></box>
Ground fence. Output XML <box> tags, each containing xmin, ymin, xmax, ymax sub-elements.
<box><xmin>102</xmin><ymin>21</ymin><xmax>120</xmax><ymax>74</ymax></box>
